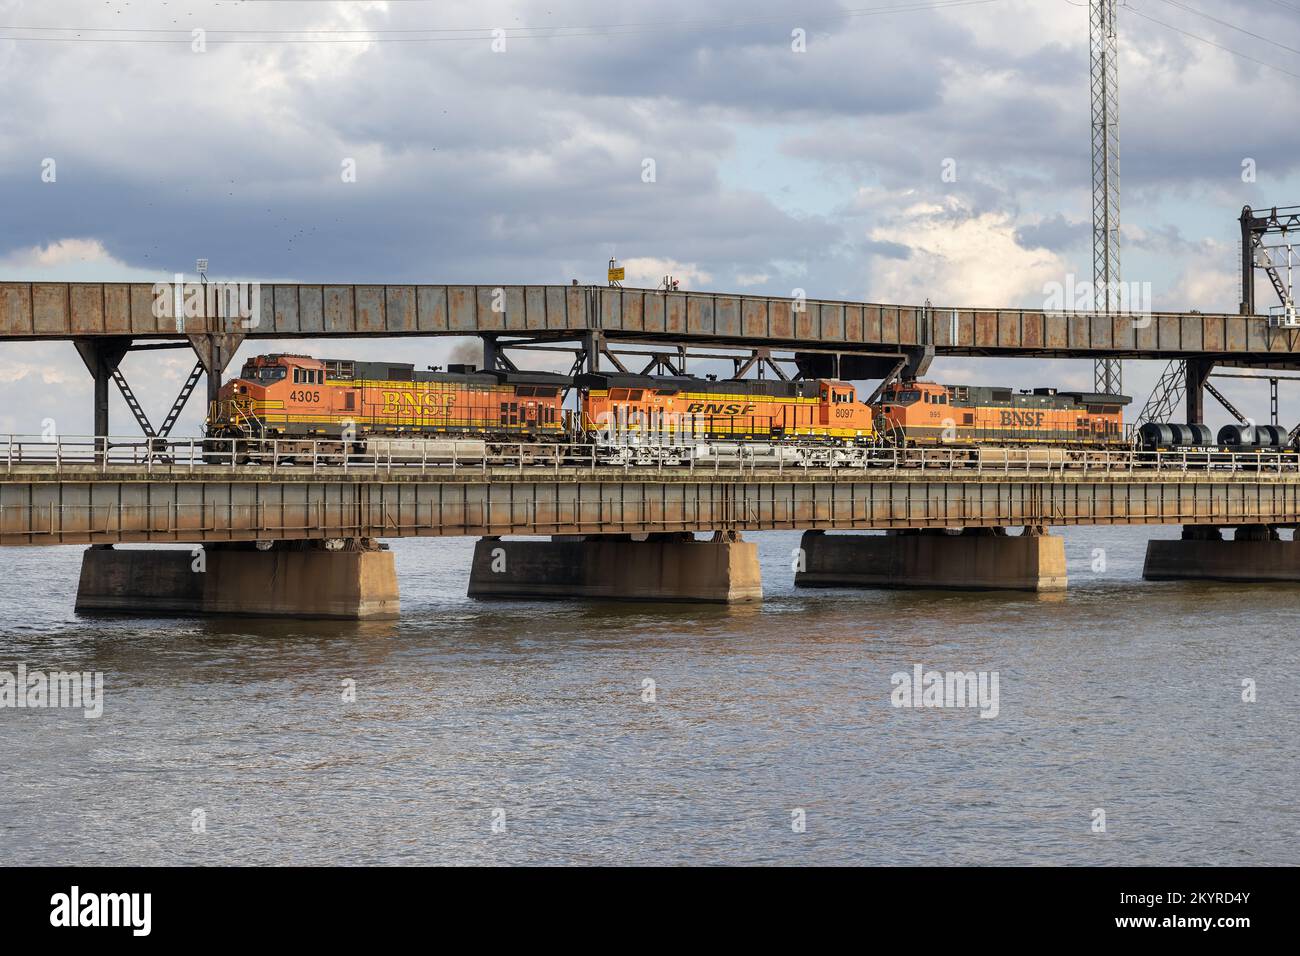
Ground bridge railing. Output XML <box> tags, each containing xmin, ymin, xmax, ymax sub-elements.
<box><xmin>3</xmin><ymin>434</ymin><xmax>1299</xmax><ymax>478</ymax></box>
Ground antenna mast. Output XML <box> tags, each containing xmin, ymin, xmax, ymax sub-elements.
<box><xmin>1091</xmin><ymin>0</ymin><xmax>1122</xmax><ymax>394</ymax></box>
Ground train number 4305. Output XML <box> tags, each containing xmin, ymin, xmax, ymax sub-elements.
<box><xmin>289</xmin><ymin>390</ymin><xmax>321</xmax><ymax>402</ymax></box>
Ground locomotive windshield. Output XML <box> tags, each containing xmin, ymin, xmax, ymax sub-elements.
<box><xmin>894</xmin><ymin>389</ymin><xmax>921</xmax><ymax>405</ymax></box>
<box><xmin>242</xmin><ymin>365</ymin><xmax>286</xmax><ymax>383</ymax></box>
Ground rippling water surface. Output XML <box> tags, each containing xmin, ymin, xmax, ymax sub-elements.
<box><xmin>1</xmin><ymin>526</ymin><xmax>1297</xmax><ymax>865</ymax></box>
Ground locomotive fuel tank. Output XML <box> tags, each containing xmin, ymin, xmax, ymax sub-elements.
<box><xmin>975</xmin><ymin>446</ymin><xmax>1071</xmax><ymax>466</ymax></box>
<box><xmin>363</xmin><ymin>438</ymin><xmax>487</xmax><ymax>461</ymax></box>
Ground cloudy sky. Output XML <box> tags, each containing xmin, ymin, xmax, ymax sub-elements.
<box><xmin>1</xmin><ymin>0</ymin><xmax>1298</xmax><ymax>436</ymax></box>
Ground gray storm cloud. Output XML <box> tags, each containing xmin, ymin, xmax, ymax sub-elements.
<box><xmin>1</xmin><ymin>0</ymin><xmax>1298</xmax><ymax>436</ymax></box>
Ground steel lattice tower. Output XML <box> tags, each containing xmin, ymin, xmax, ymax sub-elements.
<box><xmin>1091</xmin><ymin>0</ymin><xmax>1122</xmax><ymax>394</ymax></box>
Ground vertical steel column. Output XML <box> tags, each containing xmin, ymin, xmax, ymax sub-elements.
<box><xmin>1240</xmin><ymin>205</ymin><xmax>1256</xmax><ymax>315</ymax></box>
<box><xmin>73</xmin><ymin>337</ymin><xmax>132</xmax><ymax>439</ymax></box>
<box><xmin>1185</xmin><ymin>359</ymin><xmax>1213</xmax><ymax>425</ymax></box>
<box><xmin>187</xmin><ymin>333</ymin><xmax>246</xmax><ymax>427</ymax></box>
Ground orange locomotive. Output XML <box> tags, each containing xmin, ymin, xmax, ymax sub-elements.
<box><xmin>206</xmin><ymin>353</ymin><xmax>1131</xmax><ymax>457</ymax></box>
<box><xmin>208</xmin><ymin>353</ymin><xmax>567</xmax><ymax>442</ymax></box>
<box><xmin>577</xmin><ymin>373</ymin><xmax>876</xmax><ymax>443</ymax></box>
<box><xmin>876</xmin><ymin>380</ymin><xmax>1129</xmax><ymax>446</ymax></box>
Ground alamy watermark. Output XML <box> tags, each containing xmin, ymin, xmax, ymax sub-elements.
<box><xmin>151</xmin><ymin>273</ymin><xmax>261</xmax><ymax>331</ymax></box>
<box><xmin>890</xmin><ymin>664</ymin><xmax>999</xmax><ymax>718</ymax></box>
<box><xmin>50</xmin><ymin>886</ymin><xmax>150</xmax><ymax>936</ymax></box>
<box><xmin>1042</xmin><ymin>275</ymin><xmax>1152</xmax><ymax>329</ymax></box>
<box><xmin>0</xmin><ymin>664</ymin><xmax>104</xmax><ymax>718</ymax></box>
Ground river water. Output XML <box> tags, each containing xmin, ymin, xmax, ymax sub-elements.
<box><xmin>1</xmin><ymin>525</ymin><xmax>1296</xmax><ymax>866</ymax></box>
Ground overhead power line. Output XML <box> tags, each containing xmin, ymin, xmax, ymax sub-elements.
<box><xmin>1262</xmin><ymin>0</ymin><xmax>1300</xmax><ymax>15</ymax></box>
<box><xmin>1148</xmin><ymin>0</ymin><xmax>1300</xmax><ymax>58</ymax></box>
<box><xmin>1125</xmin><ymin>5</ymin><xmax>1300</xmax><ymax>81</ymax></box>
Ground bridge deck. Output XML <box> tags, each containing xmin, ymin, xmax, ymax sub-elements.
<box><xmin>4</xmin><ymin>282</ymin><xmax>1298</xmax><ymax>362</ymax></box>
<box><xmin>4</xmin><ymin>445</ymin><xmax>1299</xmax><ymax>544</ymax></box>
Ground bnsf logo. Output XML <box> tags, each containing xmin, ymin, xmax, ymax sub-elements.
<box><xmin>382</xmin><ymin>391</ymin><xmax>455</xmax><ymax>410</ymax></box>
<box><xmin>1000</xmin><ymin>410</ymin><xmax>1045</xmax><ymax>427</ymax></box>
<box><xmin>685</xmin><ymin>402</ymin><xmax>757</xmax><ymax>415</ymax></box>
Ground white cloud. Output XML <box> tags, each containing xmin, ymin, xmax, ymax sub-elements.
<box><xmin>0</xmin><ymin>238</ymin><xmax>162</xmax><ymax>282</ymax></box>
<box><xmin>1167</xmin><ymin>239</ymin><xmax>1239</xmax><ymax>314</ymax></box>
<box><xmin>620</xmin><ymin>257</ymin><xmax>712</xmax><ymax>290</ymax></box>
<box><xmin>866</xmin><ymin>198</ymin><xmax>1067</xmax><ymax>308</ymax></box>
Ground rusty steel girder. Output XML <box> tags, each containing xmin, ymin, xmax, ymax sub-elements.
<box><xmin>4</xmin><ymin>282</ymin><xmax>1300</xmax><ymax>362</ymax></box>
<box><xmin>2</xmin><ymin>471</ymin><xmax>1299</xmax><ymax>545</ymax></box>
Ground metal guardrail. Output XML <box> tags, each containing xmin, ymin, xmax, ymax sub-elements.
<box><xmin>3</xmin><ymin>434</ymin><xmax>1300</xmax><ymax>478</ymax></box>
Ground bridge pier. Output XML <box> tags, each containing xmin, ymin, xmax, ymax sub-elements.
<box><xmin>467</xmin><ymin>532</ymin><xmax>762</xmax><ymax>603</ymax></box>
<box><xmin>794</xmin><ymin>527</ymin><xmax>1068</xmax><ymax>592</ymax></box>
<box><xmin>75</xmin><ymin>540</ymin><xmax>399</xmax><ymax>619</ymax></box>
<box><xmin>1143</xmin><ymin>524</ymin><xmax>1300</xmax><ymax>582</ymax></box>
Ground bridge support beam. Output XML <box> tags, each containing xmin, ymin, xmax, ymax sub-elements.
<box><xmin>794</xmin><ymin>527</ymin><xmax>1068</xmax><ymax>592</ymax></box>
<box><xmin>1143</xmin><ymin>525</ymin><xmax>1300</xmax><ymax>582</ymax></box>
<box><xmin>188</xmin><ymin>332</ymin><xmax>245</xmax><ymax>418</ymax></box>
<box><xmin>75</xmin><ymin>540</ymin><xmax>399</xmax><ymax>619</ymax></box>
<box><xmin>467</xmin><ymin>532</ymin><xmax>762</xmax><ymax>603</ymax></box>
<box><xmin>1185</xmin><ymin>359</ymin><xmax>1213</xmax><ymax>424</ymax></box>
<box><xmin>73</xmin><ymin>336</ymin><xmax>131</xmax><ymax>439</ymax></box>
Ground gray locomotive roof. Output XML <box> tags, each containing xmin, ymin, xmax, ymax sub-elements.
<box><xmin>318</xmin><ymin>358</ymin><xmax>567</xmax><ymax>388</ymax></box>
<box><xmin>1057</xmin><ymin>391</ymin><xmax>1131</xmax><ymax>406</ymax></box>
<box><xmin>896</xmin><ymin>381</ymin><xmax>1132</xmax><ymax>408</ymax></box>
<box><xmin>575</xmin><ymin>372</ymin><xmax>840</xmax><ymax>398</ymax></box>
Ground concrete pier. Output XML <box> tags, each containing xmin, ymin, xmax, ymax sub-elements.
<box><xmin>75</xmin><ymin>540</ymin><xmax>399</xmax><ymax>619</ymax></box>
<box><xmin>794</xmin><ymin>527</ymin><xmax>1068</xmax><ymax>592</ymax></box>
<box><xmin>467</xmin><ymin>532</ymin><xmax>762</xmax><ymax>603</ymax></box>
<box><xmin>1143</xmin><ymin>525</ymin><xmax>1300</xmax><ymax>582</ymax></box>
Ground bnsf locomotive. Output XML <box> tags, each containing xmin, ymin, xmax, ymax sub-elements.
<box><xmin>210</xmin><ymin>353</ymin><xmax>568</xmax><ymax>449</ymax></box>
<box><xmin>877</xmin><ymin>380</ymin><xmax>1129</xmax><ymax>446</ymax></box>
<box><xmin>206</xmin><ymin>352</ymin><xmax>1136</xmax><ymax>461</ymax></box>
<box><xmin>578</xmin><ymin>373</ymin><xmax>875</xmax><ymax>441</ymax></box>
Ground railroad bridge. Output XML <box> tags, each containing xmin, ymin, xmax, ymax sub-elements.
<box><xmin>3</xmin><ymin>438</ymin><xmax>1299</xmax><ymax>617</ymax></box>
<box><xmin>4</xmin><ymin>277</ymin><xmax>1300</xmax><ymax>617</ymax></box>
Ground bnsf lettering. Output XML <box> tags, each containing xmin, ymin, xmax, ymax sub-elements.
<box><xmin>381</xmin><ymin>391</ymin><xmax>456</xmax><ymax>411</ymax></box>
<box><xmin>684</xmin><ymin>402</ymin><xmax>757</xmax><ymax>415</ymax></box>
<box><xmin>999</xmin><ymin>410</ymin><xmax>1045</xmax><ymax>427</ymax></box>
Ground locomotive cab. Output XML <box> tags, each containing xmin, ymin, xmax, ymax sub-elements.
<box><xmin>209</xmin><ymin>354</ymin><xmax>324</xmax><ymax>437</ymax></box>
<box><xmin>817</xmin><ymin>381</ymin><xmax>875</xmax><ymax>436</ymax></box>
<box><xmin>876</xmin><ymin>381</ymin><xmax>952</xmax><ymax>442</ymax></box>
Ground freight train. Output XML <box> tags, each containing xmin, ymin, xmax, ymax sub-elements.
<box><xmin>204</xmin><ymin>351</ymin><xmax>1292</xmax><ymax>464</ymax></box>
